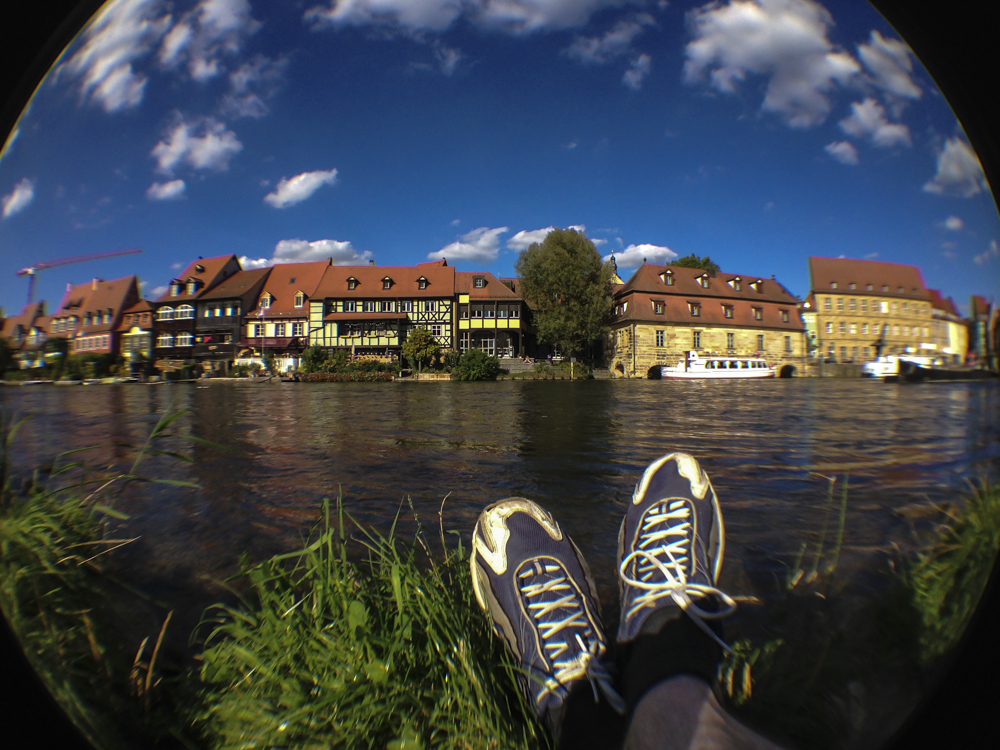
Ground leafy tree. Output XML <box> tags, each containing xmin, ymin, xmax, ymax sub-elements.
<box><xmin>300</xmin><ymin>346</ymin><xmax>330</xmax><ymax>373</ymax></box>
<box><xmin>264</xmin><ymin>352</ymin><xmax>278</xmax><ymax>375</ymax></box>
<box><xmin>670</xmin><ymin>253</ymin><xmax>721</xmax><ymax>275</ymax></box>
<box><xmin>401</xmin><ymin>327</ymin><xmax>440</xmax><ymax>374</ymax></box>
<box><xmin>514</xmin><ymin>228</ymin><xmax>615</xmax><ymax>358</ymax></box>
<box><xmin>452</xmin><ymin>348</ymin><xmax>501</xmax><ymax>381</ymax></box>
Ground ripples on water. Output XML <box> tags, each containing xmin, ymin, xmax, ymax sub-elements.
<box><xmin>8</xmin><ymin>379</ymin><xmax>999</xmax><ymax>611</ymax></box>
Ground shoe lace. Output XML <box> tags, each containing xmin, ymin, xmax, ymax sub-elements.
<box><xmin>619</xmin><ymin>499</ymin><xmax>737</xmax><ymax>652</ymax></box>
<box><xmin>519</xmin><ymin>562</ymin><xmax>626</xmax><ymax>714</ymax></box>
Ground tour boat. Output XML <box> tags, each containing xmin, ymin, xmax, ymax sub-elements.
<box><xmin>660</xmin><ymin>352</ymin><xmax>775</xmax><ymax>379</ymax></box>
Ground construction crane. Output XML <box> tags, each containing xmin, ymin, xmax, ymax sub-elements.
<box><xmin>16</xmin><ymin>248</ymin><xmax>143</xmax><ymax>305</ymax></box>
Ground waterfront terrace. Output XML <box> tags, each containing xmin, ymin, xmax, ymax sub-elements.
<box><xmin>609</xmin><ymin>263</ymin><xmax>806</xmax><ymax>378</ymax></box>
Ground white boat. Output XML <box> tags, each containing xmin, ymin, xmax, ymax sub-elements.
<box><xmin>660</xmin><ymin>352</ymin><xmax>775</xmax><ymax>379</ymax></box>
<box><xmin>862</xmin><ymin>354</ymin><xmax>944</xmax><ymax>381</ymax></box>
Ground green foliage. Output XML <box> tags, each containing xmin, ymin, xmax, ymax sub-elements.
<box><xmin>514</xmin><ymin>228</ymin><xmax>614</xmax><ymax>358</ymax></box>
<box><xmin>670</xmin><ymin>253</ymin><xmax>721</xmax><ymax>275</ymax></box>
<box><xmin>451</xmin><ymin>348</ymin><xmax>501</xmax><ymax>381</ymax></box>
<box><xmin>264</xmin><ymin>352</ymin><xmax>278</xmax><ymax>375</ymax></box>
<box><xmin>65</xmin><ymin>352</ymin><xmax>119</xmax><ymax>380</ymax></box>
<box><xmin>300</xmin><ymin>346</ymin><xmax>330</xmax><ymax>374</ymax></box>
<box><xmin>401</xmin><ymin>327</ymin><xmax>440</xmax><ymax>372</ymax></box>
<box><xmin>193</xmin><ymin>494</ymin><xmax>548</xmax><ymax>750</ymax></box>
<box><xmin>905</xmin><ymin>479</ymin><xmax>1000</xmax><ymax>662</ymax></box>
<box><xmin>442</xmin><ymin>350</ymin><xmax>461</xmax><ymax>371</ymax></box>
<box><xmin>232</xmin><ymin>362</ymin><xmax>263</xmax><ymax>378</ymax></box>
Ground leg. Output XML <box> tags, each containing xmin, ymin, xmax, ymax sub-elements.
<box><xmin>616</xmin><ymin>453</ymin><xmax>787</xmax><ymax>750</ymax></box>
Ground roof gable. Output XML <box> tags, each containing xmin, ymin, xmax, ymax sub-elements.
<box><xmin>807</xmin><ymin>257</ymin><xmax>929</xmax><ymax>300</ymax></box>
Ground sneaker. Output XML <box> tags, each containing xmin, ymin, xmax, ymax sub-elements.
<box><xmin>616</xmin><ymin>453</ymin><xmax>736</xmax><ymax>649</ymax></box>
<box><xmin>471</xmin><ymin>498</ymin><xmax>625</xmax><ymax>736</ymax></box>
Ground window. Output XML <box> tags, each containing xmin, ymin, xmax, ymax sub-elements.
<box><xmin>655</xmin><ymin>302</ymin><xmax>665</xmax><ymax>315</ymax></box>
<box><xmin>474</xmin><ymin>277</ymin><xmax>485</xmax><ymax>289</ymax></box>
<box><xmin>103</xmin><ymin>311</ymin><xmax>112</xmax><ymax>324</ymax></box>
<box><xmin>485</xmin><ymin>308</ymin><xmax>495</xmax><ymax>318</ymax></box>
<box><xmin>723</xmin><ymin>305</ymin><xmax>733</xmax><ymax>319</ymax></box>
<box><xmin>382</xmin><ymin>278</ymin><xmax>392</xmax><ymax>290</ymax></box>
<box><xmin>866</xmin><ymin>284</ymin><xmax>874</xmax><ymax>291</ymax></box>
<box><xmin>903</xmin><ymin>325</ymin><xmax>910</xmax><ymax>337</ymax></box>
<box><xmin>882</xmin><ymin>285</ymin><xmax>889</xmax><ymax>292</ymax></box>
<box><xmin>294</xmin><ymin>293</ymin><xmax>304</xmax><ymax>307</ymax></box>
<box><xmin>830</xmin><ymin>282</ymin><xmax>838</xmax><ymax>289</ymax></box>
<box><xmin>379</xmin><ymin>301</ymin><xmax>393</xmax><ymax>312</ymax></box>
<box><xmin>849</xmin><ymin>323</ymin><xmax>857</xmax><ymax>334</ymax></box>
<box><xmin>823</xmin><ymin>297</ymin><xmax>832</xmax><ymax>311</ymax></box>
<box><xmin>848</xmin><ymin>299</ymin><xmax>856</xmax><ymax>312</ymax></box>
<box><xmin>158</xmin><ymin>307</ymin><xmax>174</xmax><ymax>321</ymax></box>
<box><xmin>849</xmin><ymin>283</ymin><xmax>856</xmax><ymax>290</ymax></box>
<box><xmin>170</xmin><ymin>283</ymin><xmax>181</xmax><ymax>296</ymax></box>
<box><xmin>186</xmin><ymin>281</ymin><xmax>198</xmax><ymax>295</ymax></box>
<box><xmin>780</xmin><ymin>310</ymin><xmax>789</xmax><ymax>322</ymax></box>
<box><xmin>693</xmin><ymin>331</ymin><xmax>702</xmax><ymax>348</ymax></box>
<box><xmin>785</xmin><ymin>336</ymin><xmax>792</xmax><ymax>353</ymax></box>
<box><xmin>472</xmin><ymin>307</ymin><xmax>482</xmax><ymax>318</ymax></box>
<box><xmin>893</xmin><ymin>325</ymin><xmax>900</xmax><ymax>336</ymax></box>
<box><xmin>460</xmin><ymin>331</ymin><xmax>470</xmax><ymax>353</ymax></box>
<box><xmin>656</xmin><ymin>330</ymin><xmax>665</xmax><ymax>347</ymax></box>
<box><xmin>825</xmin><ymin>321</ymin><xmax>833</xmax><ymax>334</ymax></box>
<box><xmin>511</xmin><ymin>307</ymin><xmax>519</xmax><ymax>318</ymax></box>
<box><xmin>292</xmin><ymin>322</ymin><xmax>303</xmax><ymax>336</ymax></box>
<box><xmin>753</xmin><ymin>307</ymin><xmax>762</xmax><ymax>321</ymax></box>
<box><xmin>862</xmin><ymin>323</ymin><xmax>869</xmax><ymax>335</ymax></box>
<box><xmin>864</xmin><ymin>347</ymin><xmax>870</xmax><ymax>359</ymax></box>
<box><xmin>401</xmin><ymin>301</ymin><xmax>413</xmax><ymax>313</ymax></box>
<box><xmin>461</xmin><ymin>308</ymin><xmax>469</xmax><ymax>319</ymax></box>
<box><xmin>426</xmin><ymin>300</ymin><xmax>437</xmax><ymax>312</ymax></box>
<box><xmin>758</xmin><ymin>334</ymin><xmax>765</xmax><ymax>350</ymax></box>
<box><xmin>362</xmin><ymin>301</ymin><xmax>374</xmax><ymax>312</ymax></box>
<box><xmin>430</xmin><ymin>325</ymin><xmax>442</xmax><ymax>337</ymax></box>
<box><xmin>177</xmin><ymin>332</ymin><xmax>193</xmax><ymax>347</ymax></box>
<box><xmin>839</xmin><ymin>321</ymin><xmax>846</xmax><ymax>333</ymax></box>
<box><xmin>729</xmin><ymin>277</ymin><xmax>741</xmax><ymax>291</ymax></box>
<box><xmin>661</xmin><ymin>271</ymin><xmax>674</xmax><ymax>286</ymax></box>
<box><xmin>276</xmin><ymin>323</ymin><xmax>286</xmax><ymax>336</ymax></box>
<box><xmin>418</xmin><ymin>277</ymin><xmax>428</xmax><ymax>290</ymax></box>
<box><xmin>836</xmin><ymin>298</ymin><xmax>844</xmax><ymax>311</ymax></box>
<box><xmin>840</xmin><ymin>346</ymin><xmax>848</xmax><ymax>361</ymax></box>
<box><xmin>157</xmin><ymin>333</ymin><xmax>173</xmax><ymax>347</ymax></box>
<box><xmin>176</xmin><ymin>305</ymin><xmax>194</xmax><ymax>319</ymax></box>
<box><xmin>891</xmin><ymin>302</ymin><xmax>898</xmax><ymax>314</ymax></box>
<box><xmin>861</xmin><ymin>299</ymin><xmax>868</xmax><ymax>312</ymax></box>
<box><xmin>498</xmin><ymin>308</ymin><xmax>508</xmax><ymax>318</ymax></box>
<box><xmin>689</xmin><ymin>302</ymin><xmax>701</xmax><ymax>317</ymax></box>
<box><xmin>84</xmin><ymin>313</ymin><xmax>93</xmax><ymax>326</ymax></box>
<box><xmin>727</xmin><ymin>332</ymin><xmax>735</xmax><ymax>349</ymax></box>
<box><xmin>253</xmin><ymin>324</ymin><xmax>265</xmax><ymax>337</ymax></box>
<box><xmin>697</xmin><ymin>274</ymin><xmax>709</xmax><ymax>288</ymax></box>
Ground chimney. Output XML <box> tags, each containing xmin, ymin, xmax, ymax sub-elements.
<box><xmin>92</xmin><ymin>278</ymin><xmax>99</xmax><ymax>290</ymax></box>
<box><xmin>369</xmin><ymin>260</ymin><xmax>375</xmax><ymax>266</ymax></box>
<box><xmin>66</xmin><ymin>283</ymin><xmax>73</xmax><ymax>292</ymax></box>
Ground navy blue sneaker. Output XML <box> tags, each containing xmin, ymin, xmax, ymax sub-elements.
<box><xmin>617</xmin><ymin>453</ymin><xmax>736</xmax><ymax>649</ymax></box>
<box><xmin>471</xmin><ymin>498</ymin><xmax>625</xmax><ymax>737</ymax></box>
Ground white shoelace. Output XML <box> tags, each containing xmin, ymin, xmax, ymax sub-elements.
<box><xmin>519</xmin><ymin>562</ymin><xmax>626</xmax><ymax>714</ymax></box>
<box><xmin>619</xmin><ymin>499</ymin><xmax>737</xmax><ymax>653</ymax></box>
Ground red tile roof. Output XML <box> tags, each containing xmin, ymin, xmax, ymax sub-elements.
<box><xmin>116</xmin><ymin>300</ymin><xmax>154</xmax><ymax>331</ymax></box>
<box><xmin>198</xmin><ymin>268</ymin><xmax>272</xmax><ymax>307</ymax></box>
<box><xmin>52</xmin><ymin>276</ymin><xmax>140</xmax><ymax>337</ymax></box>
<box><xmin>455</xmin><ymin>271</ymin><xmax>521</xmax><ymax>300</ymax></box>
<box><xmin>252</xmin><ymin>261</ymin><xmax>329</xmax><ymax>315</ymax></box>
<box><xmin>156</xmin><ymin>254</ymin><xmax>241</xmax><ymax>302</ymax></box>
<box><xmin>313</xmin><ymin>263</ymin><xmax>456</xmax><ymax>299</ymax></box>
<box><xmin>1</xmin><ymin>301</ymin><xmax>46</xmax><ymax>345</ymax></box>
<box><xmin>614</xmin><ymin>292</ymin><xmax>803</xmax><ymax>330</ymax></box>
<box><xmin>617</xmin><ymin>263</ymin><xmax>799</xmax><ymax>305</ymax></box>
<box><xmin>808</xmin><ymin>257</ymin><xmax>930</xmax><ymax>300</ymax></box>
<box><xmin>928</xmin><ymin>289</ymin><xmax>961</xmax><ymax>317</ymax></box>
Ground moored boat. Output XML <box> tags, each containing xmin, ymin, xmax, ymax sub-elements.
<box><xmin>660</xmin><ymin>352</ymin><xmax>775</xmax><ymax>379</ymax></box>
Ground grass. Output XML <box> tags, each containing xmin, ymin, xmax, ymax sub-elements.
<box><xmin>3</xmin><ymin>404</ymin><xmax>999</xmax><ymax>750</ymax></box>
<box><xmin>191</xmin><ymin>494</ymin><xmax>548</xmax><ymax>750</ymax></box>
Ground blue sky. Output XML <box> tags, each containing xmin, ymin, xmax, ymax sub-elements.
<box><xmin>1</xmin><ymin>0</ymin><xmax>997</xmax><ymax>313</ymax></box>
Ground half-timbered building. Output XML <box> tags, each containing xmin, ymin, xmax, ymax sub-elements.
<box><xmin>455</xmin><ymin>271</ymin><xmax>527</xmax><ymax>358</ymax></box>
<box><xmin>193</xmin><ymin>267</ymin><xmax>271</xmax><ymax>373</ymax></box>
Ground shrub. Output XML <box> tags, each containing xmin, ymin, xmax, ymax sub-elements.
<box><xmin>451</xmin><ymin>348</ymin><xmax>501</xmax><ymax>381</ymax></box>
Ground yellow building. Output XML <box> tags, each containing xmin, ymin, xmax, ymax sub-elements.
<box><xmin>455</xmin><ymin>271</ymin><xmax>528</xmax><ymax>358</ymax></box>
<box><xmin>608</xmin><ymin>263</ymin><xmax>806</xmax><ymax>378</ymax></box>
<box><xmin>806</xmin><ymin>257</ymin><xmax>935</xmax><ymax>363</ymax></box>
<box><xmin>928</xmin><ymin>290</ymin><xmax>968</xmax><ymax>365</ymax></box>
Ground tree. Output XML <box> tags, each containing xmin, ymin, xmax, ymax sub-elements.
<box><xmin>514</xmin><ymin>228</ymin><xmax>614</xmax><ymax>358</ymax></box>
<box><xmin>452</xmin><ymin>348</ymin><xmax>501</xmax><ymax>381</ymax></box>
<box><xmin>670</xmin><ymin>253</ymin><xmax>721</xmax><ymax>275</ymax></box>
<box><xmin>300</xmin><ymin>346</ymin><xmax>330</xmax><ymax>373</ymax></box>
<box><xmin>401</xmin><ymin>327</ymin><xmax>440</xmax><ymax>373</ymax></box>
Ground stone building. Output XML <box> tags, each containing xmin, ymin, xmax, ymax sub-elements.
<box><xmin>607</xmin><ymin>263</ymin><xmax>806</xmax><ymax>378</ymax></box>
<box><xmin>806</xmin><ymin>257</ymin><xmax>934</xmax><ymax>363</ymax></box>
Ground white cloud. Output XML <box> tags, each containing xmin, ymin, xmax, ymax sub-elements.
<box><xmin>2</xmin><ymin>178</ymin><xmax>35</xmax><ymax>219</ymax></box>
<box><xmin>603</xmin><ymin>242</ymin><xmax>677</xmax><ymax>268</ymax></box>
<box><xmin>151</xmin><ymin>114</ymin><xmax>243</xmax><ymax>175</ymax></box>
<box><xmin>838</xmin><ymin>98</ymin><xmax>911</xmax><ymax>148</ymax></box>
<box><xmin>973</xmin><ymin>239</ymin><xmax>999</xmax><ymax>265</ymax></box>
<box><xmin>304</xmin><ymin>0</ymin><xmax>635</xmax><ymax>36</ymax></box>
<box><xmin>150</xmin><ymin>285</ymin><xmax>168</xmax><ymax>297</ymax></box>
<box><xmin>923</xmin><ymin>138</ymin><xmax>989</xmax><ymax>197</ymax></box>
<box><xmin>158</xmin><ymin>0</ymin><xmax>261</xmax><ymax>82</ymax></box>
<box><xmin>622</xmin><ymin>54</ymin><xmax>652</xmax><ymax>90</ymax></box>
<box><xmin>220</xmin><ymin>55</ymin><xmax>288</xmax><ymax>118</ymax></box>
<box><xmin>240</xmin><ymin>238</ymin><xmax>373</xmax><ymax>269</ymax></box>
<box><xmin>506</xmin><ymin>224</ymin><xmax>588</xmax><ymax>250</ymax></box>
<box><xmin>431</xmin><ymin>226</ymin><xmax>508</xmax><ymax>263</ymax></box>
<box><xmin>564</xmin><ymin>15</ymin><xmax>655</xmax><ymax>65</ymax></box>
<box><xmin>170</xmin><ymin>262</ymin><xmax>183</xmax><ymax>269</ymax></box>
<box><xmin>146</xmin><ymin>179</ymin><xmax>186</xmax><ymax>200</ymax></box>
<box><xmin>264</xmin><ymin>169</ymin><xmax>339</xmax><ymax>208</ymax></box>
<box><xmin>683</xmin><ymin>0</ymin><xmax>861</xmax><ymax>128</ymax></box>
<box><xmin>824</xmin><ymin>141</ymin><xmax>859</xmax><ymax>165</ymax></box>
<box><xmin>856</xmin><ymin>30</ymin><xmax>921</xmax><ymax>100</ymax></box>
<box><xmin>435</xmin><ymin>45</ymin><xmax>463</xmax><ymax>76</ymax></box>
<box><xmin>53</xmin><ymin>0</ymin><xmax>172</xmax><ymax>112</ymax></box>
<box><xmin>940</xmin><ymin>215</ymin><xmax>964</xmax><ymax>232</ymax></box>
<box><xmin>864</xmin><ymin>251</ymin><xmax>879</xmax><ymax>259</ymax></box>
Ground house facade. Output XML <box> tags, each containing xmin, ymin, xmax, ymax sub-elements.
<box><xmin>192</xmin><ymin>267</ymin><xmax>271</xmax><ymax>373</ymax></box>
<box><xmin>49</xmin><ymin>276</ymin><xmax>141</xmax><ymax>357</ymax></box>
<box><xmin>1</xmin><ymin>301</ymin><xmax>47</xmax><ymax>368</ymax></box>
<box><xmin>807</xmin><ymin>257</ymin><xmax>934</xmax><ymax>363</ymax></box>
<box><xmin>927</xmin><ymin>290</ymin><xmax>968</xmax><ymax>364</ymax></box>
<box><xmin>308</xmin><ymin>259</ymin><xmax>456</xmax><ymax>358</ymax></box>
<box><xmin>237</xmin><ymin>261</ymin><xmax>328</xmax><ymax>372</ymax></box>
<box><xmin>607</xmin><ymin>263</ymin><xmax>806</xmax><ymax>378</ymax></box>
<box><xmin>117</xmin><ymin>300</ymin><xmax>155</xmax><ymax>367</ymax></box>
<box><xmin>151</xmin><ymin>255</ymin><xmax>242</xmax><ymax>372</ymax></box>
<box><xmin>455</xmin><ymin>271</ymin><xmax>528</xmax><ymax>358</ymax></box>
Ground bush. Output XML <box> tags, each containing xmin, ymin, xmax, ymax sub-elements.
<box><xmin>452</xmin><ymin>348</ymin><xmax>501</xmax><ymax>381</ymax></box>
<box><xmin>231</xmin><ymin>362</ymin><xmax>263</xmax><ymax>378</ymax></box>
<box><xmin>298</xmin><ymin>371</ymin><xmax>394</xmax><ymax>382</ymax></box>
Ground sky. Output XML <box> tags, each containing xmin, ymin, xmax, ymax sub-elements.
<box><xmin>1</xmin><ymin>0</ymin><xmax>998</xmax><ymax>313</ymax></box>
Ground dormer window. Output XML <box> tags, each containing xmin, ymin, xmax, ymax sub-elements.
<box><xmin>653</xmin><ymin>301</ymin><xmax>664</xmax><ymax>315</ymax></box>
<box><xmin>660</xmin><ymin>270</ymin><xmax>674</xmax><ymax>286</ymax></box>
<box><xmin>688</xmin><ymin>302</ymin><xmax>701</xmax><ymax>317</ymax></box>
<box><xmin>473</xmin><ymin>277</ymin><xmax>486</xmax><ymax>289</ymax></box>
<box><xmin>753</xmin><ymin>307</ymin><xmax>763</xmax><ymax>321</ymax></box>
<box><xmin>259</xmin><ymin>294</ymin><xmax>271</xmax><ymax>309</ymax></box>
<box><xmin>194</xmin><ymin>263</ymin><xmax>205</xmax><ymax>273</ymax></box>
<box><xmin>84</xmin><ymin>313</ymin><xmax>92</xmax><ymax>326</ymax></box>
<box><xmin>418</xmin><ymin>276</ymin><xmax>428</xmax><ymax>290</ymax></box>
<box><xmin>170</xmin><ymin>283</ymin><xmax>181</xmax><ymax>296</ymax></box>
<box><xmin>780</xmin><ymin>309</ymin><xmax>789</xmax><ymax>322</ymax></box>
<box><xmin>723</xmin><ymin>305</ymin><xmax>733</xmax><ymax>319</ymax></box>
<box><xmin>186</xmin><ymin>280</ymin><xmax>198</xmax><ymax>295</ymax></box>
<box><xmin>294</xmin><ymin>292</ymin><xmax>304</xmax><ymax>307</ymax></box>
<box><xmin>347</xmin><ymin>277</ymin><xmax>358</xmax><ymax>290</ymax></box>
<box><xmin>897</xmin><ymin>286</ymin><xmax>904</xmax><ymax>293</ymax></box>
<box><xmin>848</xmin><ymin>283</ymin><xmax>856</xmax><ymax>290</ymax></box>
<box><xmin>750</xmin><ymin>279</ymin><xmax>764</xmax><ymax>293</ymax></box>
<box><xmin>866</xmin><ymin>284</ymin><xmax>873</xmax><ymax>291</ymax></box>
<box><xmin>830</xmin><ymin>282</ymin><xmax>838</xmax><ymax>289</ymax></box>
<box><xmin>728</xmin><ymin>277</ymin><xmax>741</xmax><ymax>291</ymax></box>
<box><xmin>697</xmin><ymin>274</ymin><xmax>709</xmax><ymax>289</ymax></box>
<box><xmin>882</xmin><ymin>284</ymin><xmax>889</xmax><ymax>292</ymax></box>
